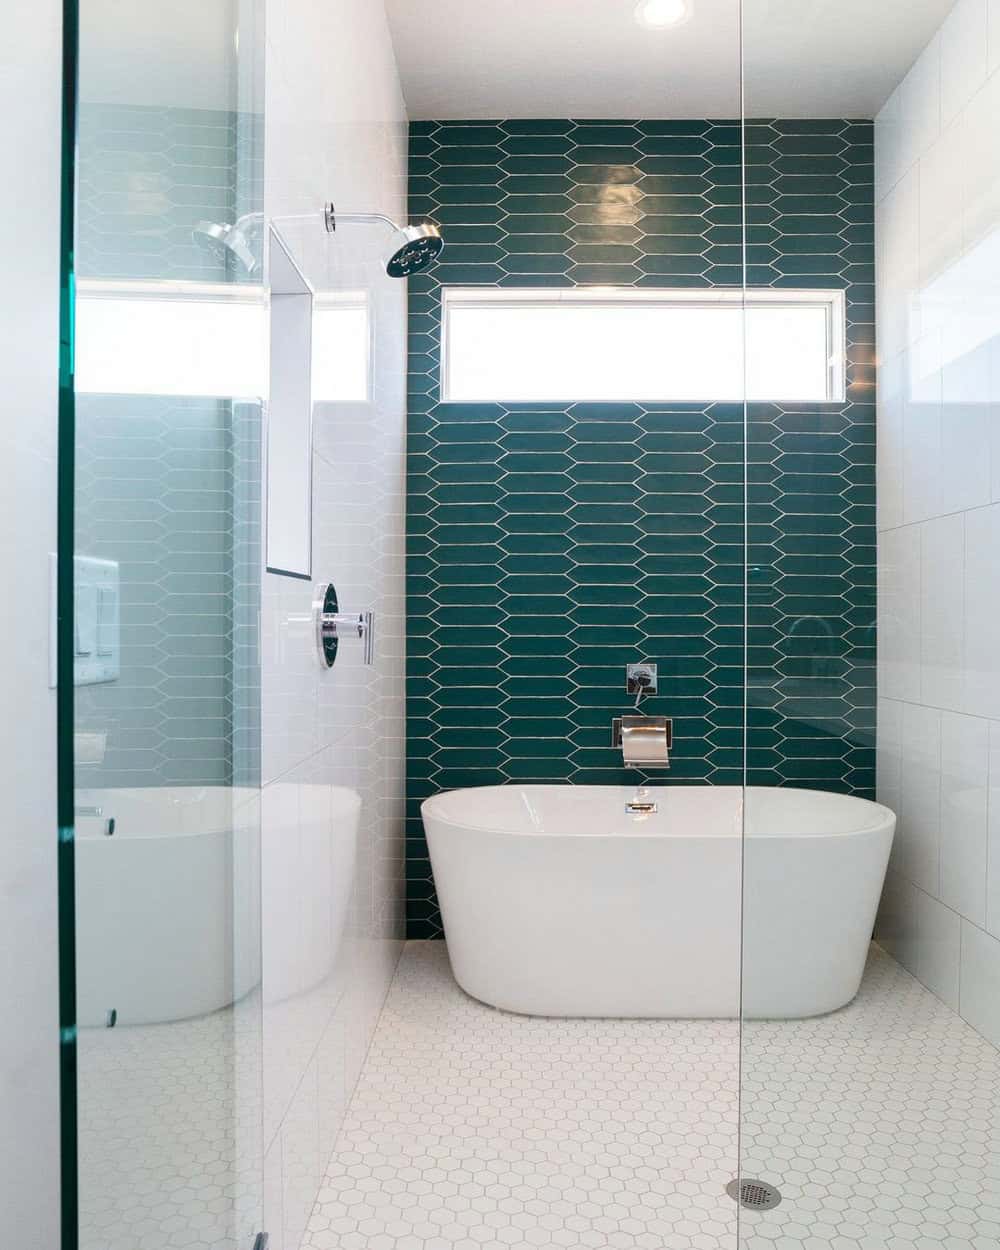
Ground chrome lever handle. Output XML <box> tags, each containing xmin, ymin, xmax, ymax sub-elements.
<box><xmin>315</xmin><ymin>583</ymin><xmax>375</xmax><ymax>667</ymax></box>
<box><xmin>320</xmin><ymin>610</ymin><xmax>374</xmax><ymax>664</ymax></box>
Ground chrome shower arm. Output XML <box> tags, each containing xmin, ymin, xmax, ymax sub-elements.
<box><xmin>271</xmin><ymin>205</ymin><xmax>398</xmax><ymax>233</ymax></box>
<box><xmin>269</xmin><ymin>203</ymin><xmax>443</xmax><ymax>276</ymax></box>
<box><xmin>327</xmin><ymin>210</ymin><xmax>396</xmax><ymax>231</ymax></box>
<box><xmin>323</xmin><ymin>204</ymin><xmax>398</xmax><ymax>234</ymax></box>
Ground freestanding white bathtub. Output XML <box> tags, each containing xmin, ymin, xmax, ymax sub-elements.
<box><xmin>422</xmin><ymin>784</ymin><xmax>895</xmax><ymax>1020</ymax></box>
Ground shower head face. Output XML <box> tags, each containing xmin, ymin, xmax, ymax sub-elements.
<box><xmin>193</xmin><ymin>219</ymin><xmax>258</xmax><ymax>274</ymax></box>
<box><xmin>385</xmin><ymin>222</ymin><xmax>444</xmax><ymax>277</ymax></box>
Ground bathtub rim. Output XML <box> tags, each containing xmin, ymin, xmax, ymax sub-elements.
<box><xmin>422</xmin><ymin>782</ymin><xmax>896</xmax><ymax>840</ymax></box>
<box><xmin>74</xmin><ymin>784</ymin><xmax>260</xmax><ymax>841</ymax></box>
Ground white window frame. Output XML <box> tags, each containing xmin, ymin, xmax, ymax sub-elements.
<box><xmin>439</xmin><ymin>286</ymin><xmax>847</xmax><ymax>405</ymax></box>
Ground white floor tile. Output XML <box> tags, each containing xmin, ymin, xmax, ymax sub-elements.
<box><xmin>305</xmin><ymin>941</ymin><xmax>739</xmax><ymax>1250</ymax></box>
<box><xmin>78</xmin><ymin>999</ymin><xmax>263</xmax><ymax>1250</ymax></box>
<box><xmin>306</xmin><ymin>941</ymin><xmax>1000</xmax><ymax>1250</ymax></box>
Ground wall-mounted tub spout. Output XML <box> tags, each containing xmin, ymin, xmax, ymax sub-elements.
<box><xmin>626</xmin><ymin>786</ymin><xmax>658</xmax><ymax>815</ymax></box>
<box><xmin>612</xmin><ymin>716</ymin><xmax>673</xmax><ymax>768</ymax></box>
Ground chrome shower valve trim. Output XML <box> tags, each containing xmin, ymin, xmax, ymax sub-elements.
<box><xmin>314</xmin><ymin>582</ymin><xmax>375</xmax><ymax>667</ymax></box>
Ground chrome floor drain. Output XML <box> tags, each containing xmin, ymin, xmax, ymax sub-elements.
<box><xmin>726</xmin><ymin>1178</ymin><xmax>782</xmax><ymax>1210</ymax></box>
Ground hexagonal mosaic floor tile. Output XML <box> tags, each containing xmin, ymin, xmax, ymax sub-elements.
<box><xmin>305</xmin><ymin>942</ymin><xmax>1000</xmax><ymax>1250</ymax></box>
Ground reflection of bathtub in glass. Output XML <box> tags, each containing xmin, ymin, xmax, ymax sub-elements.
<box><xmin>74</xmin><ymin>787</ymin><xmax>260</xmax><ymax>1027</ymax></box>
<box><xmin>261</xmin><ymin>784</ymin><xmax>360</xmax><ymax>1005</ymax></box>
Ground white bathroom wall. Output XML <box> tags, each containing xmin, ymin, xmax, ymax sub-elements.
<box><xmin>261</xmin><ymin>2</ymin><xmax>408</xmax><ymax>1246</ymax></box>
<box><xmin>875</xmin><ymin>0</ymin><xmax>1000</xmax><ymax>1046</ymax></box>
<box><xmin>0</xmin><ymin>0</ymin><xmax>63</xmax><ymax>1244</ymax></box>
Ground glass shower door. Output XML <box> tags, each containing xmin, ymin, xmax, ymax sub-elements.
<box><xmin>739</xmin><ymin>2</ymin><xmax>1000</xmax><ymax>1247</ymax></box>
<box><xmin>401</xmin><ymin>3</ymin><xmax>750</xmax><ymax>1249</ymax></box>
<box><xmin>66</xmin><ymin>1</ymin><xmax>266</xmax><ymax>1247</ymax></box>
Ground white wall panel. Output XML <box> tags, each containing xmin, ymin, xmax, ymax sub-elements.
<box><xmin>0</xmin><ymin>2</ymin><xmax>62</xmax><ymax>1245</ymax></box>
<box><xmin>261</xmin><ymin>2</ymin><xmax>408</xmax><ymax>1245</ymax></box>
<box><xmin>876</xmin><ymin>2</ymin><xmax>1000</xmax><ymax>1052</ymax></box>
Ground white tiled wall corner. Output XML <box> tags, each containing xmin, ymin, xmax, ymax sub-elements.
<box><xmin>877</xmin><ymin>525</ymin><xmax>920</xmax><ymax>700</ymax></box>
<box><xmin>959</xmin><ymin>917</ymin><xmax>1000</xmax><ymax>1047</ymax></box>
<box><xmin>964</xmin><ymin>503</ymin><xmax>1000</xmax><ymax>718</ymax></box>
<box><xmin>876</xmin><ymin>352</ymin><xmax>905</xmax><ymax>530</ymax></box>
<box><xmin>876</xmin><ymin>698</ymin><xmax>903</xmax><ymax>813</ymax></box>
<box><xmin>897</xmin><ymin>702</ymin><xmax>942</xmax><ymax>895</ymax></box>
<box><xmin>876</xmin><ymin>0</ymin><xmax>1000</xmax><ymax>1052</ymax></box>
<box><xmin>873</xmin><ymin>81</ymin><xmax>903</xmax><ymax>205</ymax></box>
<box><xmin>900</xmin><ymin>31</ymin><xmax>943</xmax><ymax>164</ymax></box>
<box><xmin>988</xmin><ymin>721</ymin><xmax>1000</xmax><ymax>935</ymax></box>
<box><xmin>875</xmin><ymin>867</ymin><xmax>917</xmax><ymax>966</ymax></box>
<box><xmin>918</xmin><ymin>123</ymin><xmax>966</xmax><ymax>288</ymax></box>
<box><xmin>876</xmin><ymin>168</ymin><xmax>919</xmax><ymax>368</ymax></box>
<box><xmin>900</xmin><ymin>382</ymin><xmax>943</xmax><ymax>526</ymax></box>
<box><xmin>878</xmin><ymin>698</ymin><xmax>1000</xmax><ymax>1048</ymax></box>
<box><xmin>912</xmin><ymin>885</ymin><xmax>962</xmax><ymax>1010</ymax></box>
<box><xmin>875</xmin><ymin>33</ymin><xmax>941</xmax><ymax>201</ymax></box>
<box><xmin>940</xmin><ymin>0</ymin><xmax>989</xmax><ymax>127</ymax></box>
<box><xmin>939</xmin><ymin>711</ymin><xmax>988</xmax><ymax>925</ymax></box>
<box><xmin>960</xmin><ymin>72</ymin><xmax>1000</xmax><ymax>251</ymax></box>
<box><xmin>260</xmin><ymin>0</ymin><xmax>408</xmax><ymax>1245</ymax></box>
<box><xmin>940</xmin><ymin>343</ymin><xmax>992</xmax><ymax>516</ymax></box>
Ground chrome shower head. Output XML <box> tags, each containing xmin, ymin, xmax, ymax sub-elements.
<box><xmin>193</xmin><ymin>217</ymin><xmax>259</xmax><ymax>274</ymax></box>
<box><xmin>385</xmin><ymin>222</ymin><xmax>444</xmax><ymax>278</ymax></box>
<box><xmin>323</xmin><ymin>202</ymin><xmax>444</xmax><ymax>278</ymax></box>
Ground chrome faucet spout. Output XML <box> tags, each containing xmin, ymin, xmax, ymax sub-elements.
<box><xmin>626</xmin><ymin>786</ymin><xmax>658</xmax><ymax>815</ymax></box>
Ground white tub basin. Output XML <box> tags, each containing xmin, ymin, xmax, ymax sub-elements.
<box><xmin>422</xmin><ymin>784</ymin><xmax>895</xmax><ymax>1020</ymax></box>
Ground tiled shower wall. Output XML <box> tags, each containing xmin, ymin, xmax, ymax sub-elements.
<box><xmin>259</xmin><ymin>1</ymin><xmax>409</xmax><ymax>1245</ymax></box>
<box><xmin>75</xmin><ymin>395</ymin><xmax>240</xmax><ymax>787</ymax></box>
<box><xmin>76</xmin><ymin>103</ymin><xmax>244</xmax><ymax>281</ymax></box>
<box><xmin>74</xmin><ymin>102</ymin><xmax>260</xmax><ymax>789</ymax></box>
<box><xmin>406</xmin><ymin>118</ymin><xmax>876</xmax><ymax>937</ymax></box>
<box><xmin>875</xmin><ymin>0</ymin><xmax>1000</xmax><ymax>1050</ymax></box>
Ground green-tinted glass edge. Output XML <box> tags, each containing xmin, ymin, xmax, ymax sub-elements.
<box><xmin>58</xmin><ymin>0</ymin><xmax>79</xmax><ymax>1244</ymax></box>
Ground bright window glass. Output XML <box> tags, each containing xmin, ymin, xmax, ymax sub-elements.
<box><xmin>441</xmin><ymin>288</ymin><xmax>845</xmax><ymax>404</ymax></box>
<box><xmin>75</xmin><ymin>280</ymin><xmax>267</xmax><ymax>398</ymax></box>
<box><xmin>75</xmin><ymin>280</ymin><xmax>370</xmax><ymax>402</ymax></box>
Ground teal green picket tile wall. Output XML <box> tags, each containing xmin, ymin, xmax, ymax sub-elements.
<box><xmin>406</xmin><ymin>119</ymin><xmax>875</xmax><ymax>937</ymax></box>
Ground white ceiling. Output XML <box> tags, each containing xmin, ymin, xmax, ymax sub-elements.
<box><xmin>384</xmin><ymin>0</ymin><xmax>956</xmax><ymax>120</ymax></box>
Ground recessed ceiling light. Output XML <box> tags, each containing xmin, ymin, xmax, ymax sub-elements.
<box><xmin>635</xmin><ymin>0</ymin><xmax>690</xmax><ymax>30</ymax></box>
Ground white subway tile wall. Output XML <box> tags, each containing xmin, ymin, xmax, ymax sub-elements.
<box><xmin>260</xmin><ymin>1</ymin><xmax>409</xmax><ymax>1245</ymax></box>
<box><xmin>875</xmin><ymin>0</ymin><xmax>1000</xmax><ymax>1050</ymax></box>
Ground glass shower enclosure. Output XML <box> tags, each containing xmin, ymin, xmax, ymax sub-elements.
<box><xmin>55</xmin><ymin>2</ymin><xmax>1000</xmax><ymax>1249</ymax></box>
<box><xmin>62</xmin><ymin>2</ymin><xmax>266</xmax><ymax>1247</ymax></box>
